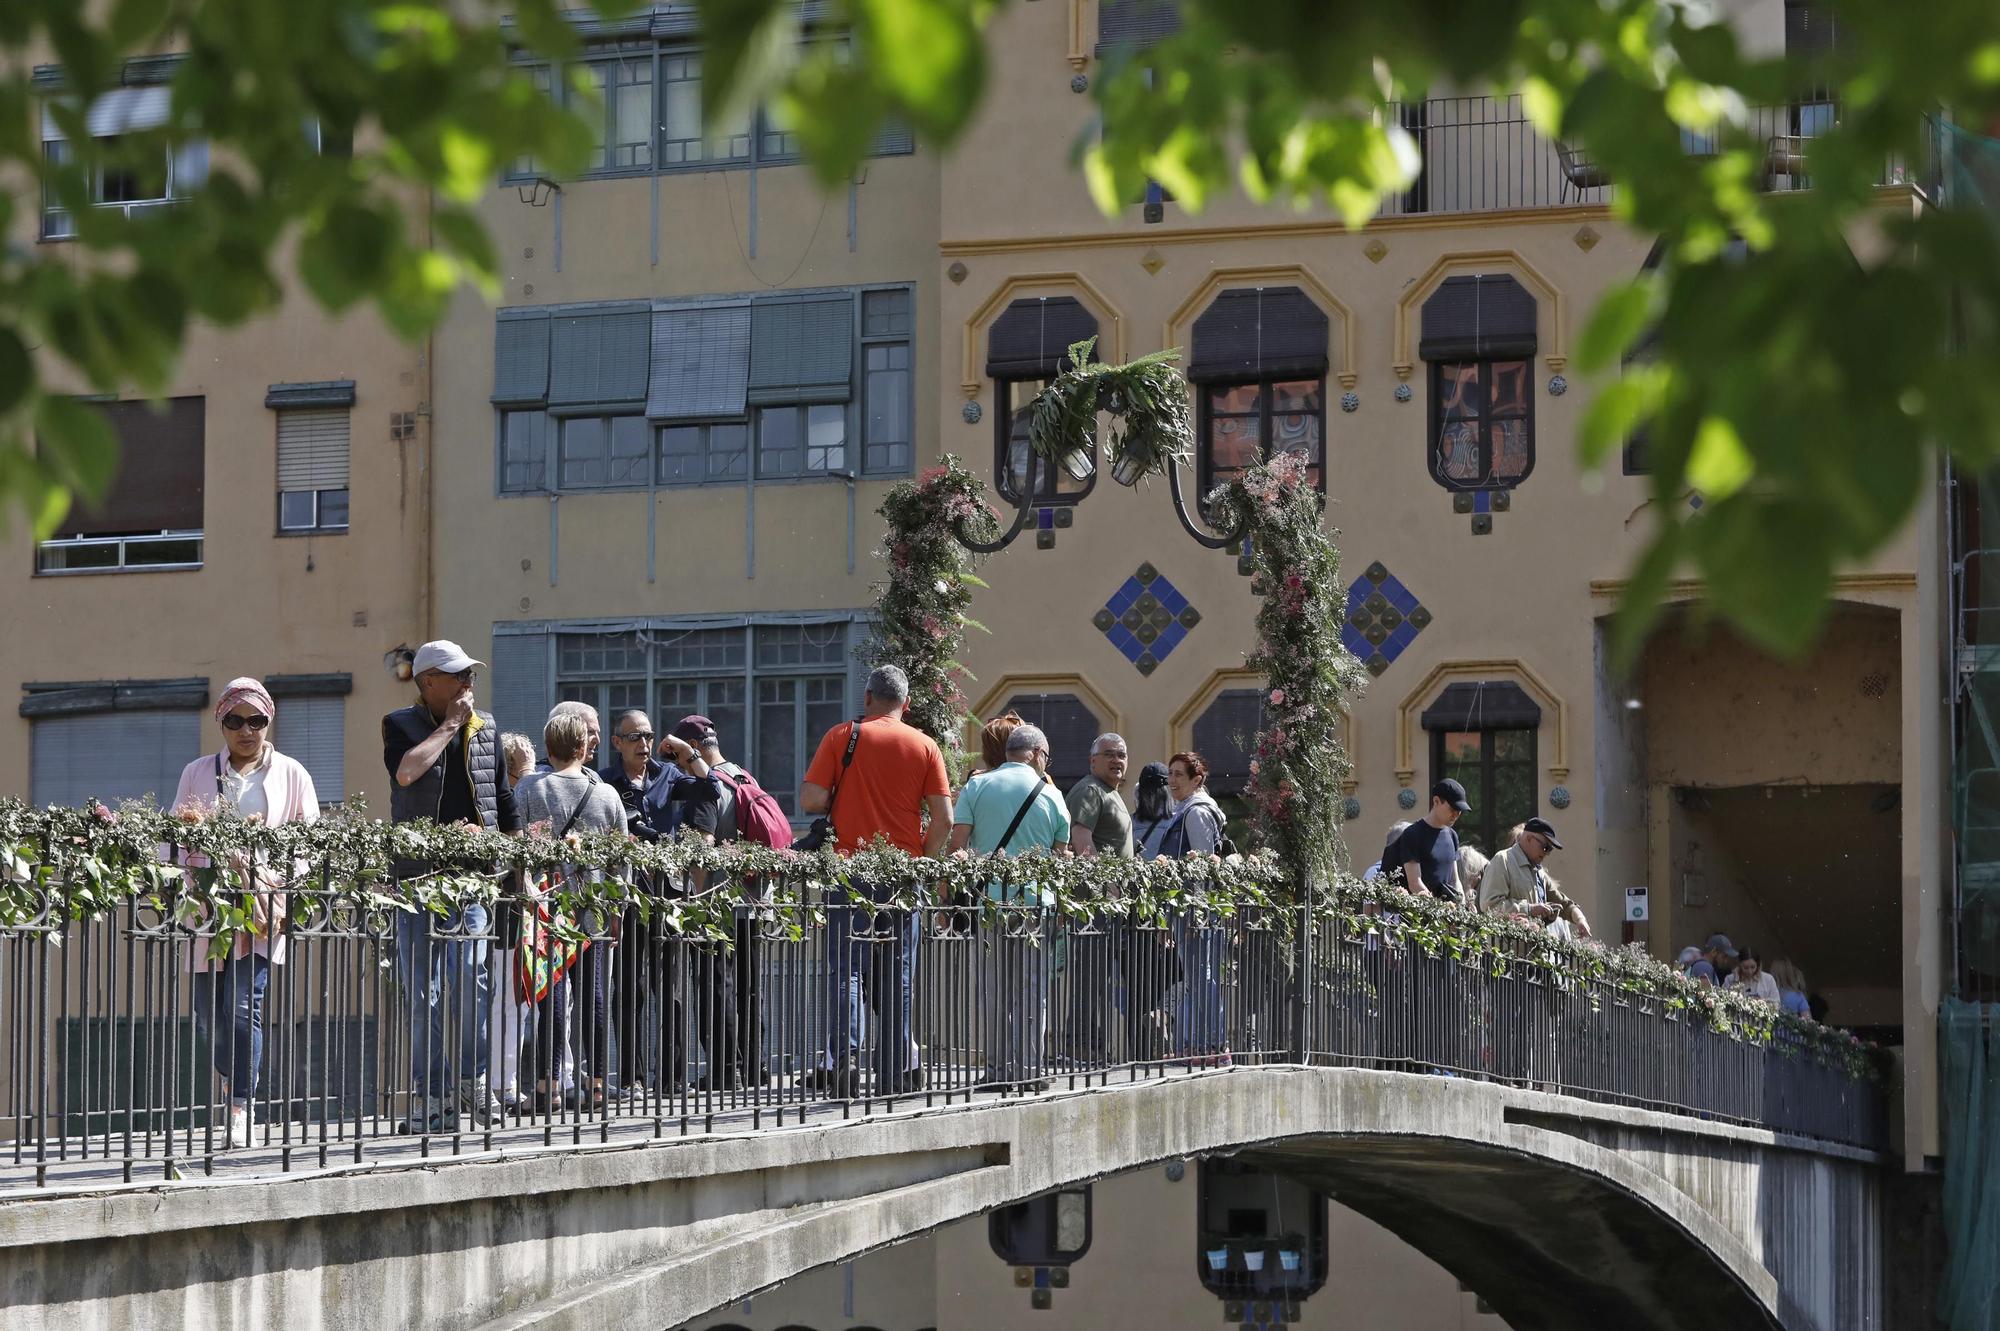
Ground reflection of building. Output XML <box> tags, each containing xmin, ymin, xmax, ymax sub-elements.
<box><xmin>0</xmin><ymin>0</ymin><xmax>1955</xmax><ymax>1319</ymax></box>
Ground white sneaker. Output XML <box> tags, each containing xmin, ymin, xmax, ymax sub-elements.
<box><xmin>227</xmin><ymin>1103</ymin><xmax>252</xmax><ymax>1148</ymax></box>
<box><xmin>459</xmin><ymin>1078</ymin><xmax>504</xmax><ymax>1127</ymax></box>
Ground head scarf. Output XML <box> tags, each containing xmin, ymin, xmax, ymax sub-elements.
<box><xmin>215</xmin><ymin>677</ymin><xmax>276</xmax><ymax>727</ymax></box>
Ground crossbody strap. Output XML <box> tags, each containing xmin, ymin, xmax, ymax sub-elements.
<box><xmin>988</xmin><ymin>783</ymin><xmax>1045</xmax><ymax>859</ymax></box>
<box><xmin>823</xmin><ymin>715</ymin><xmax>864</xmax><ymax>834</ymax></box>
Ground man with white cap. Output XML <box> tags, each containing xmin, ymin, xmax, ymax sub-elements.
<box><xmin>382</xmin><ymin>638</ymin><xmax>521</xmax><ymax>1133</ymax></box>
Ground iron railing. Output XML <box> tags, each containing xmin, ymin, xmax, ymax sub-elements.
<box><xmin>1380</xmin><ymin>95</ymin><xmax>1928</xmax><ymax>217</ymax></box>
<box><xmin>0</xmin><ymin>856</ymin><xmax>1887</xmax><ymax>1192</ymax></box>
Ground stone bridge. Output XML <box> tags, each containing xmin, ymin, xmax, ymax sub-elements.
<box><xmin>0</xmin><ymin>1065</ymin><xmax>1883</xmax><ymax>1331</ymax></box>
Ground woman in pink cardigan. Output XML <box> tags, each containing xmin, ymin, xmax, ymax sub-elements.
<box><xmin>166</xmin><ymin>678</ymin><xmax>321</xmax><ymax>1146</ymax></box>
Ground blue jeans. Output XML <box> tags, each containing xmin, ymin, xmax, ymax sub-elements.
<box><xmin>192</xmin><ymin>952</ymin><xmax>271</xmax><ymax>1106</ymax></box>
<box><xmin>397</xmin><ymin>904</ymin><xmax>492</xmax><ymax>1100</ymax></box>
<box><xmin>825</xmin><ymin>906</ymin><xmax>920</xmax><ymax>1083</ymax></box>
<box><xmin>1173</xmin><ymin>914</ymin><xmax>1227</xmax><ymax>1055</ymax></box>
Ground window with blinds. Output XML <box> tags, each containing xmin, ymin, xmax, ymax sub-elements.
<box><xmin>30</xmin><ymin>710</ymin><xmax>202</xmax><ymax>808</ymax></box>
<box><xmin>1001</xmin><ymin>692</ymin><xmax>1101</xmax><ymax>791</ymax></box>
<box><xmin>278</xmin><ymin>696</ymin><xmax>346</xmax><ymax>804</ymax></box>
<box><xmin>276</xmin><ymin>407</ymin><xmax>351</xmax><ymax>532</ymax></box>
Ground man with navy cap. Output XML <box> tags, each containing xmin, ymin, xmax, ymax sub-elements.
<box><xmin>1388</xmin><ymin>778</ymin><xmax>1471</xmax><ymax>904</ymax></box>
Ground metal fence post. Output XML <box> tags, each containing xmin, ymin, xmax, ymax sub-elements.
<box><xmin>1290</xmin><ymin>868</ymin><xmax>1313</xmax><ymax>1064</ymax></box>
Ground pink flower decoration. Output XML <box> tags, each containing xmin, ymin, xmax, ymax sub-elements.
<box><xmin>1268</xmin><ymin>688</ymin><xmax>1286</xmax><ymax>706</ymax></box>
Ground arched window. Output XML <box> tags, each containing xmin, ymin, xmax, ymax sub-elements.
<box><xmin>1191</xmin><ymin>688</ymin><xmax>1266</xmax><ymax>797</ymax></box>
<box><xmin>1188</xmin><ymin>287</ymin><xmax>1327</xmax><ymax>504</ymax></box>
<box><xmin>987</xmin><ymin>296</ymin><xmax>1099</xmax><ymax>505</ymax></box>
<box><xmin>1002</xmin><ymin>691</ymin><xmax>1101</xmax><ymax>789</ymax></box>
<box><xmin>1419</xmin><ymin>274</ymin><xmax>1536</xmax><ymax>491</ymax></box>
<box><xmin>1422</xmin><ymin>681</ymin><xmax>1541</xmax><ymax>857</ymax></box>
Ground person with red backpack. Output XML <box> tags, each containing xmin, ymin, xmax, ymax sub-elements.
<box><xmin>669</xmin><ymin>715</ymin><xmax>786</xmax><ymax>1091</ymax></box>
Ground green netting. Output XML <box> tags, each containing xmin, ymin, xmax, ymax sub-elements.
<box><xmin>1942</xmin><ymin>1001</ymin><xmax>2000</xmax><ymax>1331</ymax></box>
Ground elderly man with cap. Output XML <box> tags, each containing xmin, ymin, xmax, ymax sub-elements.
<box><xmin>382</xmin><ymin>639</ymin><xmax>521</xmax><ymax>1133</ymax></box>
<box><xmin>1479</xmin><ymin>818</ymin><xmax>1591</xmax><ymax>938</ymax></box>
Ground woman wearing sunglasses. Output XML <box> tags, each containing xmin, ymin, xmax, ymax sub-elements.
<box><xmin>166</xmin><ymin>677</ymin><xmax>322</xmax><ymax>1146</ymax></box>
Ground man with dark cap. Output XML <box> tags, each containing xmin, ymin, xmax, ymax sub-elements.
<box><xmin>1480</xmin><ymin>817</ymin><xmax>1569</xmax><ymax>922</ymax></box>
<box><xmin>1388</xmin><ymin>778</ymin><xmax>1471</xmax><ymax>904</ymax></box>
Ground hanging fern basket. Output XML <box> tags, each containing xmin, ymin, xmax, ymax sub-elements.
<box><xmin>1026</xmin><ymin>336</ymin><xmax>1195</xmax><ymax>488</ymax></box>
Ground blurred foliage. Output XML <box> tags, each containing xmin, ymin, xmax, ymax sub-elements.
<box><xmin>10</xmin><ymin>0</ymin><xmax>2000</xmax><ymax>656</ymax></box>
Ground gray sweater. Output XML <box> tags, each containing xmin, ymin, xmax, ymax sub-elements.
<box><xmin>515</xmin><ymin>768</ymin><xmax>626</xmax><ymax>839</ymax></box>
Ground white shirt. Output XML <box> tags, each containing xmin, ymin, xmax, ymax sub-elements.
<box><xmin>218</xmin><ymin>751</ymin><xmax>272</xmax><ymax>822</ymax></box>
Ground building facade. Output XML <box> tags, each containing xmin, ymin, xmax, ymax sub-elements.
<box><xmin>0</xmin><ymin>2</ymin><xmax>1947</xmax><ymax>1321</ymax></box>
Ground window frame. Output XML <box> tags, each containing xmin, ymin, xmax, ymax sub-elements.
<box><xmin>1428</xmin><ymin>724</ymin><xmax>1538</xmax><ymax>859</ymax></box>
<box><xmin>555</xmin><ymin>412</ymin><xmax>653</xmax><ymax>489</ymax></box>
<box><xmin>1425</xmin><ymin>357</ymin><xmax>1536</xmax><ymax>492</ymax></box>
<box><xmin>553</xmin><ymin>619</ymin><xmax>859</xmax><ymax>821</ymax></box>
<box><xmin>277</xmin><ymin>487</ymin><xmax>350</xmax><ymax>536</ymax></box>
<box><xmin>1195</xmin><ymin>375</ymin><xmax>1328</xmax><ymax>505</ymax></box>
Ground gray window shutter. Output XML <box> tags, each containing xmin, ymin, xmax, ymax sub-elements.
<box><xmin>1420</xmin><ymin>681</ymin><xmax>1542</xmax><ymax>731</ymax></box>
<box><xmin>490</xmin><ymin>630</ymin><xmax>552</xmax><ymax>753</ymax></box>
<box><xmin>493</xmin><ymin>310</ymin><xmax>552</xmax><ymax>406</ymax></box>
<box><xmin>647</xmin><ymin>304</ymin><xmax>752</xmax><ymax>422</ymax></box>
<box><xmin>1418</xmin><ymin>275</ymin><xmax>1538</xmax><ymax>362</ymax></box>
<box><xmin>869</xmin><ymin>117</ymin><xmax>915</xmax><ymax>157</ymax></box>
<box><xmin>1002</xmin><ymin>692</ymin><xmax>1101</xmax><ymax>791</ymax></box>
<box><xmin>54</xmin><ymin>398</ymin><xmax>204</xmax><ymax>538</ymax></box>
<box><xmin>276</xmin><ymin>408</ymin><xmax>351</xmax><ymax>491</ymax></box>
<box><xmin>1186</xmin><ymin>287</ymin><xmax>1329</xmax><ymax>384</ymax></box>
<box><xmin>986</xmin><ymin>298</ymin><xmax>1099</xmax><ymax>380</ymax></box>
<box><xmin>31</xmin><ymin>709</ymin><xmax>201</xmax><ymax>807</ymax></box>
<box><xmin>747</xmin><ymin>296</ymin><xmax>855</xmax><ymax>406</ymax></box>
<box><xmin>548</xmin><ymin>308</ymin><xmax>652</xmax><ymax>416</ymax></box>
<box><xmin>277</xmin><ymin>696</ymin><xmax>346</xmax><ymax>803</ymax></box>
<box><xmin>1095</xmin><ymin>0</ymin><xmax>1181</xmax><ymax>56</ymax></box>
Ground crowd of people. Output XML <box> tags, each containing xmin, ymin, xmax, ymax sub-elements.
<box><xmin>166</xmin><ymin>640</ymin><xmax>1269</xmax><ymax>1139</ymax></box>
<box><xmin>1673</xmin><ymin>934</ymin><xmax>1822</xmax><ymax>1018</ymax></box>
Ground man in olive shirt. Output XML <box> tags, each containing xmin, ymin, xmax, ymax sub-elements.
<box><xmin>1067</xmin><ymin>733</ymin><xmax>1133</xmax><ymax>857</ymax></box>
<box><xmin>1063</xmin><ymin>733</ymin><xmax>1132</xmax><ymax>1064</ymax></box>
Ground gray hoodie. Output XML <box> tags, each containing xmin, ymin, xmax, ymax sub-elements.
<box><xmin>1163</xmin><ymin>788</ymin><xmax>1226</xmax><ymax>857</ymax></box>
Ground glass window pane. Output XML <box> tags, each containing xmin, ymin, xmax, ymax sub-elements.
<box><xmin>659</xmin><ymin>425</ymin><xmax>703</xmax><ymax>485</ymax></box>
<box><xmin>1000</xmin><ymin>379</ymin><xmax>1090</xmax><ymax>502</ymax></box>
<box><xmin>706</xmin><ymin>678</ymin><xmax>747</xmax><ymax>757</ymax></box>
<box><xmin>1271</xmin><ymin>380</ymin><xmax>1320</xmax><ymax>414</ymax></box>
<box><xmin>319</xmin><ymin>488</ymin><xmax>350</xmax><ymax>528</ymax></box>
<box><xmin>1489</xmin><ymin>360</ymin><xmax>1530</xmax><ymax>415</ymax></box>
<box><xmin>1437</xmin><ymin>363</ymin><xmax>1482</xmax><ymax>420</ymax></box>
<box><xmin>1492</xmin><ymin>418</ymin><xmax>1531</xmax><ymax>482</ymax></box>
<box><xmin>613</xmin><ymin>60</ymin><xmax>653</xmax><ymax>169</ymax></box>
<box><xmin>655</xmin><ymin>626</ymin><xmax>746</xmax><ymax>674</ymax></box>
<box><xmin>1272</xmin><ymin>410</ymin><xmax>1322</xmax><ymax>488</ymax></box>
<box><xmin>757</xmin><ymin>406</ymin><xmax>802</xmax><ymax>478</ymax></box>
<box><xmin>1436</xmin><ymin>421</ymin><xmax>1481</xmax><ymax>484</ymax></box>
<box><xmin>707</xmin><ymin>421</ymin><xmax>749</xmax><ymax>480</ymax></box>
<box><xmin>279</xmin><ymin>490</ymin><xmax>316</xmax><ymax>530</ymax></box>
<box><xmin>559</xmin><ymin>416</ymin><xmax>608</xmax><ymax>487</ymax></box>
<box><xmin>755</xmin><ymin>677</ymin><xmax>801</xmax><ymax>813</ymax></box>
<box><xmin>862</xmin><ymin>288</ymin><xmax>912</xmax><ymax>337</ymax></box>
<box><xmin>864</xmin><ymin>346</ymin><xmax>910</xmax><ymax>474</ymax></box>
<box><xmin>502</xmin><ymin>410</ymin><xmax>547</xmax><ymax>491</ymax></box>
<box><xmin>608</xmin><ymin>415</ymin><xmax>650</xmax><ymax>485</ymax></box>
<box><xmin>575</xmin><ymin>63</ymin><xmax>609</xmax><ymax>170</ymax></box>
<box><xmin>1491</xmin><ymin>728</ymin><xmax>1533</xmax><ymax>762</ymax></box>
<box><xmin>759</xmin><ymin>100</ymin><xmax>800</xmax><ymax>160</ymax></box>
<box><xmin>755</xmin><ymin>623</ymin><xmax>846</xmax><ymax>669</ymax></box>
<box><xmin>805</xmin><ymin>403</ymin><xmax>846</xmax><ymax>474</ymax></box>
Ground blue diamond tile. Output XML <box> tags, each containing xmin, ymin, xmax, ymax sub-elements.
<box><xmin>1100</xmin><ymin>565</ymin><xmax>1201</xmax><ymax>674</ymax></box>
<box><xmin>1156</xmin><ymin>584</ymin><xmax>1188</xmax><ymax>616</ymax></box>
<box><xmin>1342</xmin><ymin>626</ymin><xmax>1371</xmax><ymax>659</ymax></box>
<box><xmin>1345</xmin><ymin>562</ymin><xmax>1431</xmax><ymax>676</ymax></box>
<box><xmin>1154</xmin><ymin>622</ymin><xmax>1187</xmax><ymax>659</ymax></box>
<box><xmin>1383</xmin><ymin>622</ymin><xmax>1417</xmax><ymax>659</ymax></box>
<box><xmin>1107</xmin><ymin>578</ymin><xmax>1141</xmax><ymax>614</ymax></box>
<box><xmin>1107</xmin><ymin>626</ymin><xmax>1144</xmax><ymax>662</ymax></box>
<box><xmin>1379</xmin><ymin>575</ymin><xmax>1418</xmax><ymax>612</ymax></box>
<box><xmin>1473</xmin><ymin>490</ymin><xmax>1492</xmax><ymax>514</ymax></box>
<box><xmin>1038</xmin><ymin>507</ymin><xmax>1056</xmax><ymax>530</ymax></box>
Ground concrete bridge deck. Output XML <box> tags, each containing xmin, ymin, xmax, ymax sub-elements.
<box><xmin>0</xmin><ymin>1065</ymin><xmax>1885</xmax><ymax>1331</ymax></box>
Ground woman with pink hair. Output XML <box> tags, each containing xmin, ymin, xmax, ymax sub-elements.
<box><xmin>165</xmin><ymin>677</ymin><xmax>321</xmax><ymax>1146</ymax></box>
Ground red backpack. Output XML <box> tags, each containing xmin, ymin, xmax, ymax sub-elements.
<box><xmin>717</xmin><ymin>762</ymin><xmax>794</xmax><ymax>849</ymax></box>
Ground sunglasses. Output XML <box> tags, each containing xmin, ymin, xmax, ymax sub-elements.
<box><xmin>222</xmin><ymin>714</ymin><xmax>270</xmax><ymax>732</ymax></box>
<box><xmin>618</xmin><ymin>731</ymin><xmax>655</xmax><ymax>744</ymax></box>
<box><xmin>421</xmin><ymin>668</ymin><xmax>475</xmax><ymax>684</ymax></box>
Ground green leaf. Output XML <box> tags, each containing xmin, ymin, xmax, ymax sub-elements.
<box><xmin>0</xmin><ymin>328</ymin><xmax>31</xmax><ymax>417</ymax></box>
<box><xmin>1684</xmin><ymin>416</ymin><xmax>1754</xmax><ymax>499</ymax></box>
<box><xmin>1575</xmin><ymin>279</ymin><xmax>1656</xmax><ymax>373</ymax></box>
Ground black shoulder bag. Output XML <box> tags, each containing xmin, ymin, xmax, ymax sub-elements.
<box><xmin>790</xmin><ymin>716</ymin><xmax>863</xmax><ymax>852</ymax></box>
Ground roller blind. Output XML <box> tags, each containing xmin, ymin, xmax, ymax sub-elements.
<box><xmin>489</xmin><ymin>630</ymin><xmax>553</xmax><ymax>753</ymax></box>
<box><xmin>1096</xmin><ymin>0</ymin><xmax>1182</xmax><ymax>55</ymax></box>
<box><xmin>1001</xmin><ymin>692</ymin><xmax>1100</xmax><ymax>792</ymax></box>
<box><xmin>1418</xmin><ymin>275</ymin><xmax>1538</xmax><ymax>362</ymax></box>
<box><xmin>276</xmin><ymin>409</ymin><xmax>350</xmax><ymax>492</ymax></box>
<box><xmin>53</xmin><ymin>397</ymin><xmax>204</xmax><ymax>538</ymax></box>
<box><xmin>492</xmin><ymin>311</ymin><xmax>552</xmax><ymax>406</ymax></box>
<box><xmin>41</xmin><ymin>85</ymin><xmax>171</xmax><ymax>141</ymax></box>
<box><xmin>279</xmin><ymin>695</ymin><xmax>346</xmax><ymax>804</ymax></box>
<box><xmin>1420</xmin><ymin>681</ymin><xmax>1542</xmax><ymax>731</ymax></box>
<box><xmin>548</xmin><ymin>308</ymin><xmax>651</xmax><ymax>416</ymax></box>
<box><xmin>1186</xmin><ymin>287</ymin><xmax>1329</xmax><ymax>384</ymax></box>
<box><xmin>747</xmin><ymin>297</ymin><xmax>855</xmax><ymax>406</ymax></box>
<box><xmin>986</xmin><ymin>297</ymin><xmax>1099</xmax><ymax>380</ymax></box>
<box><xmin>1192</xmin><ymin>688</ymin><xmax>1267</xmax><ymax>796</ymax></box>
<box><xmin>31</xmin><ymin>709</ymin><xmax>201</xmax><ymax>808</ymax></box>
<box><xmin>648</xmin><ymin>304</ymin><xmax>752</xmax><ymax>421</ymax></box>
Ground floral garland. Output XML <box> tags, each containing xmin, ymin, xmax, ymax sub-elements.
<box><xmin>0</xmin><ymin>798</ymin><xmax>1883</xmax><ymax>1083</ymax></box>
<box><xmin>1206</xmin><ymin>452</ymin><xmax>1368</xmax><ymax>893</ymax></box>
<box><xmin>867</xmin><ymin>456</ymin><xmax>999</xmax><ymax>780</ymax></box>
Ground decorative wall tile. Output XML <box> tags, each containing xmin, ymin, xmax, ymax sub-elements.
<box><xmin>1340</xmin><ymin>562</ymin><xmax>1430</xmax><ymax>676</ymax></box>
<box><xmin>1099</xmin><ymin>565</ymin><xmax>1199</xmax><ymax>672</ymax></box>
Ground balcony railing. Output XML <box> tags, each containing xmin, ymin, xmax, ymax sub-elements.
<box><xmin>0</xmin><ymin>816</ymin><xmax>1887</xmax><ymax>1191</ymax></box>
<box><xmin>1379</xmin><ymin>95</ymin><xmax>1926</xmax><ymax>217</ymax></box>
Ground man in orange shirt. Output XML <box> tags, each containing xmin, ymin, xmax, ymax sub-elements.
<box><xmin>799</xmin><ymin>664</ymin><xmax>952</xmax><ymax>1098</ymax></box>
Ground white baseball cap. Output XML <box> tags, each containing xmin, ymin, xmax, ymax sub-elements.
<box><xmin>412</xmin><ymin>640</ymin><xmax>485</xmax><ymax>676</ymax></box>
